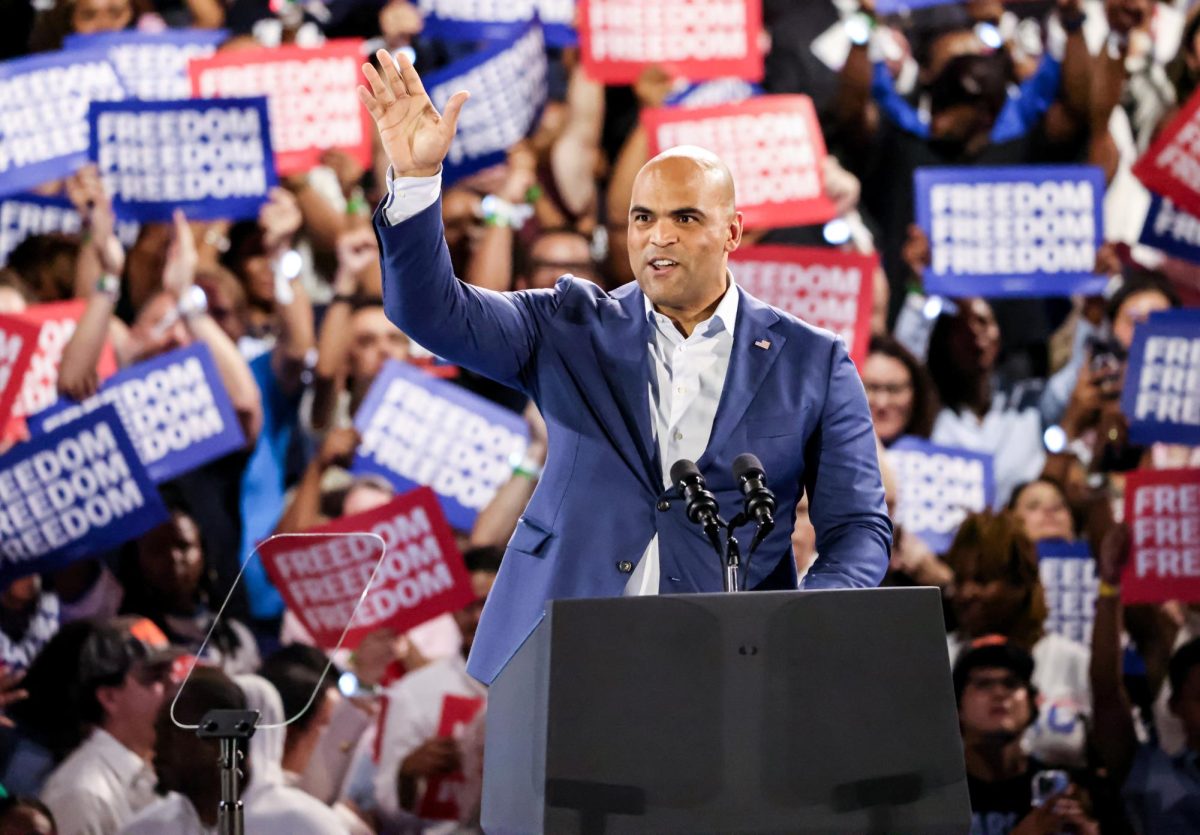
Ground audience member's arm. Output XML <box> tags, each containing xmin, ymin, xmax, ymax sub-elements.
<box><xmin>184</xmin><ymin>0</ymin><xmax>224</xmax><ymax>27</ymax></box>
<box><xmin>469</xmin><ymin>403</ymin><xmax>548</xmax><ymax>548</ymax></box>
<box><xmin>189</xmin><ymin>309</ymin><xmax>263</xmax><ymax>443</ymax></box>
<box><xmin>261</xmin><ymin>189</ymin><xmax>315</xmax><ymax>396</ymax></box>
<box><xmin>311</xmin><ymin>228</ymin><xmax>379</xmax><ymax>432</ymax></box>
<box><xmin>464</xmin><ymin>144</ymin><xmax>537</xmax><ymax>291</ymax></box>
<box><xmin>1090</xmin><ymin>524</ymin><xmax>1139</xmax><ymax>781</ymax></box>
<box><xmin>276</xmin><ymin>428</ymin><xmax>359</xmax><ymax>533</ymax></box>
<box><xmin>58</xmin><ymin>169</ymin><xmax>126</xmax><ymax>399</ymax></box>
<box><xmin>549</xmin><ymin>60</ymin><xmax>604</xmax><ymax>219</ymax></box>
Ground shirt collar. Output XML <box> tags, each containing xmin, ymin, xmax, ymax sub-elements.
<box><xmin>643</xmin><ymin>271</ymin><xmax>740</xmax><ymax>339</ymax></box>
<box><xmin>89</xmin><ymin>727</ymin><xmax>150</xmax><ymax>780</ymax></box>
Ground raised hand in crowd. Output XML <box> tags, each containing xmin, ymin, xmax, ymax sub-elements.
<box><xmin>358</xmin><ymin>49</ymin><xmax>469</xmax><ymax>178</ymax></box>
<box><xmin>162</xmin><ymin>209</ymin><xmax>199</xmax><ymax>297</ymax></box>
<box><xmin>469</xmin><ymin>401</ymin><xmax>548</xmax><ymax>549</ymax></box>
<box><xmin>260</xmin><ymin>186</ymin><xmax>304</xmax><ymax>257</ymax></box>
<box><xmin>65</xmin><ymin>164</ymin><xmax>123</xmax><ymax>295</ymax></box>
<box><xmin>275</xmin><ymin>427</ymin><xmax>362</xmax><ymax>533</ymax></box>
<box><xmin>399</xmin><ymin>735</ymin><xmax>461</xmax><ymax>779</ymax></box>
<box><xmin>465</xmin><ymin>141</ymin><xmax>538</xmax><ymax>291</ymax></box>
<box><xmin>378</xmin><ymin>0</ymin><xmax>423</xmax><ymax>50</ymax></box>
<box><xmin>1010</xmin><ymin>787</ymin><xmax>1099</xmax><ymax>835</ymax></box>
<box><xmin>320</xmin><ymin>148</ymin><xmax>369</xmax><ymax>202</ymax></box>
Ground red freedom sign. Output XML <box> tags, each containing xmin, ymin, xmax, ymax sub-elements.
<box><xmin>0</xmin><ymin>314</ymin><xmax>39</xmax><ymax>431</ymax></box>
<box><xmin>579</xmin><ymin>0</ymin><xmax>763</xmax><ymax>85</ymax></box>
<box><xmin>261</xmin><ymin>488</ymin><xmax>475</xmax><ymax>649</ymax></box>
<box><xmin>1121</xmin><ymin>468</ymin><xmax>1200</xmax><ymax>604</ymax></box>
<box><xmin>642</xmin><ymin>95</ymin><xmax>837</xmax><ymax>229</ymax></box>
<box><xmin>3</xmin><ymin>300</ymin><xmax>118</xmax><ymax>443</ymax></box>
<box><xmin>1133</xmin><ymin>86</ymin><xmax>1200</xmax><ymax>218</ymax></box>
<box><xmin>188</xmin><ymin>40</ymin><xmax>372</xmax><ymax>177</ymax></box>
<box><xmin>730</xmin><ymin>245</ymin><xmax>876</xmax><ymax>364</ymax></box>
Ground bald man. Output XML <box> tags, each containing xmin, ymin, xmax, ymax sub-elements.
<box><xmin>360</xmin><ymin>52</ymin><xmax>891</xmax><ymax>685</ymax></box>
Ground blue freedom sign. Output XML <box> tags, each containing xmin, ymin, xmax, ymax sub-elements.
<box><xmin>64</xmin><ymin>29</ymin><xmax>227</xmax><ymax>101</ymax></box>
<box><xmin>417</xmin><ymin>0</ymin><xmax>576</xmax><ymax>47</ymax></box>
<box><xmin>887</xmin><ymin>436</ymin><xmax>995</xmax><ymax>554</ymax></box>
<box><xmin>915</xmin><ymin>165</ymin><xmax>1107</xmax><ymax>298</ymax></box>
<box><xmin>0</xmin><ymin>48</ymin><xmax>126</xmax><ymax>198</ymax></box>
<box><xmin>352</xmin><ymin>360</ymin><xmax>529</xmax><ymax>531</ymax></box>
<box><xmin>0</xmin><ymin>192</ymin><xmax>139</xmax><ymax>265</ymax></box>
<box><xmin>423</xmin><ymin>22</ymin><xmax>548</xmax><ymax>185</ymax></box>
<box><xmin>29</xmin><ymin>344</ymin><xmax>246</xmax><ymax>484</ymax></box>
<box><xmin>89</xmin><ymin>96</ymin><xmax>277</xmax><ymax>223</ymax></box>
<box><xmin>1121</xmin><ymin>309</ymin><xmax>1200</xmax><ymax>446</ymax></box>
<box><xmin>0</xmin><ymin>404</ymin><xmax>168</xmax><ymax>583</ymax></box>
<box><xmin>1037</xmin><ymin>539</ymin><xmax>1097</xmax><ymax>644</ymax></box>
<box><xmin>1138</xmin><ymin>194</ymin><xmax>1200</xmax><ymax>265</ymax></box>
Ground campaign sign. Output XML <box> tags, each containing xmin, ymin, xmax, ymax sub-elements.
<box><xmin>1</xmin><ymin>193</ymin><xmax>140</xmax><ymax>266</ymax></box>
<box><xmin>887</xmin><ymin>436</ymin><xmax>995</xmax><ymax>554</ymax></box>
<box><xmin>0</xmin><ymin>405</ymin><xmax>168</xmax><ymax>584</ymax></box>
<box><xmin>915</xmin><ymin>165</ymin><xmax>1106</xmax><ymax>298</ymax></box>
<box><xmin>1037</xmin><ymin>539</ymin><xmax>1097</xmax><ymax>645</ymax></box>
<box><xmin>0</xmin><ymin>315</ymin><xmax>39</xmax><ymax>429</ymax></box>
<box><xmin>417</xmin><ymin>694</ymin><xmax>486</xmax><ymax>821</ymax></box>
<box><xmin>579</xmin><ymin>0</ymin><xmax>763</xmax><ymax>85</ymax></box>
<box><xmin>1120</xmin><ymin>310</ymin><xmax>1200</xmax><ymax>446</ymax></box>
<box><xmin>1122</xmin><ymin>468</ymin><xmax>1200</xmax><ymax>604</ymax></box>
<box><xmin>417</xmin><ymin>0</ymin><xmax>576</xmax><ymax>47</ymax></box>
<box><xmin>1133</xmin><ymin>86</ymin><xmax>1200</xmax><ymax>219</ymax></box>
<box><xmin>729</xmin><ymin>244</ymin><xmax>875</xmax><ymax>364</ymax></box>
<box><xmin>28</xmin><ymin>344</ymin><xmax>245</xmax><ymax>484</ymax></box>
<box><xmin>875</xmin><ymin>0</ymin><xmax>959</xmax><ymax>13</ymax></box>
<box><xmin>1139</xmin><ymin>195</ymin><xmax>1200</xmax><ymax>266</ymax></box>
<box><xmin>0</xmin><ymin>49</ymin><xmax>126</xmax><ymax>198</ymax></box>
<box><xmin>664</xmin><ymin>78</ymin><xmax>762</xmax><ymax>109</ymax></box>
<box><xmin>423</xmin><ymin>23</ymin><xmax>548</xmax><ymax>185</ymax></box>
<box><xmin>64</xmin><ymin>29</ymin><xmax>226</xmax><ymax>101</ymax></box>
<box><xmin>189</xmin><ymin>41</ymin><xmax>372</xmax><ymax>177</ymax></box>
<box><xmin>3</xmin><ymin>300</ymin><xmax>119</xmax><ymax>442</ymax></box>
<box><xmin>643</xmin><ymin>95</ymin><xmax>837</xmax><ymax>229</ymax></box>
<box><xmin>90</xmin><ymin>97</ymin><xmax>276</xmax><ymax>223</ymax></box>
<box><xmin>261</xmin><ymin>489</ymin><xmax>475</xmax><ymax>649</ymax></box>
<box><xmin>353</xmin><ymin>360</ymin><xmax>529</xmax><ymax>531</ymax></box>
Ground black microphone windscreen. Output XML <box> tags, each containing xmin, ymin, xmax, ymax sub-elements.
<box><xmin>732</xmin><ymin>453</ymin><xmax>765</xmax><ymax>480</ymax></box>
<box><xmin>670</xmin><ymin>458</ymin><xmax>701</xmax><ymax>485</ymax></box>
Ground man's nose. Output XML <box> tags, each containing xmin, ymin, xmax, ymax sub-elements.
<box><xmin>649</xmin><ymin>219</ymin><xmax>678</xmax><ymax>246</ymax></box>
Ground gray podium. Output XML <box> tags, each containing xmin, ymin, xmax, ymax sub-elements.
<box><xmin>481</xmin><ymin>587</ymin><xmax>970</xmax><ymax>834</ymax></box>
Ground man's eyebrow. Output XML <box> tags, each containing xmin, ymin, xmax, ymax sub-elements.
<box><xmin>629</xmin><ymin>204</ymin><xmax>652</xmax><ymax>215</ymax></box>
<box><xmin>670</xmin><ymin>207</ymin><xmax>706</xmax><ymax>218</ymax></box>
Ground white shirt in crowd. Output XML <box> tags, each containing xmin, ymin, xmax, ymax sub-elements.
<box><xmin>120</xmin><ymin>780</ymin><xmax>350</xmax><ymax>835</ymax></box>
<box><xmin>374</xmin><ymin>653</ymin><xmax>487</xmax><ymax>828</ymax></box>
<box><xmin>384</xmin><ymin>169</ymin><xmax>741</xmax><ymax>595</ymax></box>
<box><xmin>41</xmin><ymin>728</ymin><xmax>157</xmax><ymax>835</ymax></box>
<box><xmin>931</xmin><ymin>397</ymin><xmax>1045</xmax><ymax>509</ymax></box>
<box><xmin>948</xmin><ymin>631</ymin><xmax>1092</xmax><ymax>767</ymax></box>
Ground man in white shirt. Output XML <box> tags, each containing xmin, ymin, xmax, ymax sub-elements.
<box><xmin>122</xmin><ymin>666</ymin><xmax>349</xmax><ymax>835</ymax></box>
<box><xmin>358</xmin><ymin>49</ymin><xmax>891</xmax><ymax>687</ymax></box>
<box><xmin>41</xmin><ymin>618</ymin><xmax>173</xmax><ymax>835</ymax></box>
<box><xmin>373</xmin><ymin>548</ymin><xmax>497</xmax><ymax>828</ymax></box>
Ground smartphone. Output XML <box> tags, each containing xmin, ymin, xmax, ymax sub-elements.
<box><xmin>1031</xmin><ymin>769</ymin><xmax>1070</xmax><ymax>807</ymax></box>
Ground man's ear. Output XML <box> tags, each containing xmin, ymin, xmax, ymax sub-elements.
<box><xmin>725</xmin><ymin>211</ymin><xmax>744</xmax><ymax>253</ymax></box>
<box><xmin>95</xmin><ymin>683</ymin><xmax>122</xmax><ymax>719</ymax></box>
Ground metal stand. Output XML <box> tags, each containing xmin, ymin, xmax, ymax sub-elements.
<box><xmin>198</xmin><ymin>709</ymin><xmax>260</xmax><ymax>835</ymax></box>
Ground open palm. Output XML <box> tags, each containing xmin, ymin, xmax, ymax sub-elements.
<box><xmin>358</xmin><ymin>49</ymin><xmax>469</xmax><ymax>177</ymax></box>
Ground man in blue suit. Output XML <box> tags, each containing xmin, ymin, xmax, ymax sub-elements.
<box><xmin>359</xmin><ymin>51</ymin><xmax>892</xmax><ymax>685</ymax></box>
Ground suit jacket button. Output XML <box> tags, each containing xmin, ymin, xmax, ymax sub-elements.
<box><xmin>617</xmin><ymin>560</ymin><xmax>634</xmax><ymax>573</ymax></box>
<box><xmin>656</xmin><ymin>500</ymin><xmax>670</xmax><ymax>512</ymax></box>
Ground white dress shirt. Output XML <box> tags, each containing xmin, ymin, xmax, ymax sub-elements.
<box><xmin>42</xmin><ymin>728</ymin><xmax>157</xmax><ymax>835</ymax></box>
<box><xmin>383</xmin><ymin>171</ymin><xmax>740</xmax><ymax>594</ymax></box>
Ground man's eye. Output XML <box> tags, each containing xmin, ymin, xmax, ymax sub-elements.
<box><xmin>677</xmin><ymin>216</ymin><xmax>695</xmax><ymax>224</ymax></box>
<box><xmin>634</xmin><ymin>214</ymin><xmax>650</xmax><ymax>223</ymax></box>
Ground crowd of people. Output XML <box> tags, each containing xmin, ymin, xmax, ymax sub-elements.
<box><xmin>0</xmin><ymin>0</ymin><xmax>1197</xmax><ymax>832</ymax></box>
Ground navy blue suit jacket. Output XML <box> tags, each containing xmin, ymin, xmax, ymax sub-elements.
<box><xmin>377</xmin><ymin>199</ymin><xmax>891</xmax><ymax>684</ymax></box>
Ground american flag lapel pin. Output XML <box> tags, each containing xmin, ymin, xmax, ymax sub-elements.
<box><xmin>754</xmin><ymin>339</ymin><xmax>771</xmax><ymax>350</ymax></box>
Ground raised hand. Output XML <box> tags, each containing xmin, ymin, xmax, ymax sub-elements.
<box><xmin>358</xmin><ymin>49</ymin><xmax>469</xmax><ymax>178</ymax></box>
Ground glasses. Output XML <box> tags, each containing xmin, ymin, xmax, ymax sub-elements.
<box><xmin>864</xmin><ymin>382</ymin><xmax>912</xmax><ymax>398</ymax></box>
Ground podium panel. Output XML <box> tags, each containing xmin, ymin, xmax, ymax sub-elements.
<box><xmin>483</xmin><ymin>588</ymin><xmax>970</xmax><ymax>834</ymax></box>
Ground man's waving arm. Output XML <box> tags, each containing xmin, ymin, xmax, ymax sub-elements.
<box><xmin>359</xmin><ymin>51</ymin><xmax>556</xmax><ymax>391</ymax></box>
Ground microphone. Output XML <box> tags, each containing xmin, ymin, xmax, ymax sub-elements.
<box><xmin>733</xmin><ymin>453</ymin><xmax>776</xmax><ymax>534</ymax></box>
<box><xmin>670</xmin><ymin>459</ymin><xmax>724</xmax><ymax>557</ymax></box>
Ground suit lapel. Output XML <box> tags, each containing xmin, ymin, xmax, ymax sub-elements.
<box><xmin>593</xmin><ymin>286</ymin><xmax>661</xmax><ymax>491</ymax></box>
<box><xmin>697</xmin><ymin>288</ymin><xmax>787</xmax><ymax>471</ymax></box>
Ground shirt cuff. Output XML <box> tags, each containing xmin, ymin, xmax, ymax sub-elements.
<box><xmin>381</xmin><ymin>165</ymin><xmax>442</xmax><ymax>226</ymax></box>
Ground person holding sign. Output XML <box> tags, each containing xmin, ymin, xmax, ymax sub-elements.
<box><xmin>359</xmin><ymin>51</ymin><xmax>891</xmax><ymax>685</ymax></box>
